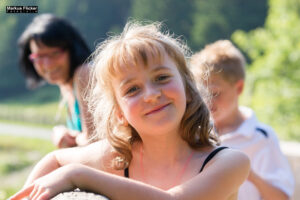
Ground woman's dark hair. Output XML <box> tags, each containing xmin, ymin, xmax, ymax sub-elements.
<box><xmin>18</xmin><ymin>14</ymin><xmax>91</xmax><ymax>89</ymax></box>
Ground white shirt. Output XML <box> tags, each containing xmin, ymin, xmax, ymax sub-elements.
<box><xmin>219</xmin><ymin>107</ymin><xmax>294</xmax><ymax>200</ymax></box>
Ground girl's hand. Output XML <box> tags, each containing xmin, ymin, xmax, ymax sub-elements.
<box><xmin>10</xmin><ymin>165</ymin><xmax>76</xmax><ymax>200</ymax></box>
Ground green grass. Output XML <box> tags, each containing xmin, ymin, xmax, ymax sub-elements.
<box><xmin>0</xmin><ymin>101</ymin><xmax>67</xmax><ymax>127</ymax></box>
<box><xmin>0</xmin><ymin>86</ymin><xmax>66</xmax><ymax>126</ymax></box>
<box><xmin>0</xmin><ymin>134</ymin><xmax>55</xmax><ymax>200</ymax></box>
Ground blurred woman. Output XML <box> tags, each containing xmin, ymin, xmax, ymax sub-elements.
<box><xmin>18</xmin><ymin>14</ymin><xmax>94</xmax><ymax>148</ymax></box>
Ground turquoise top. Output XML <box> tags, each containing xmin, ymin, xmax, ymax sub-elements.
<box><xmin>66</xmin><ymin>98</ymin><xmax>82</xmax><ymax>131</ymax></box>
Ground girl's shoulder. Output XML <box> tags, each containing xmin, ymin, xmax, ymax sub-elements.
<box><xmin>181</xmin><ymin>147</ymin><xmax>249</xmax><ymax>198</ymax></box>
<box><xmin>200</xmin><ymin>146</ymin><xmax>249</xmax><ymax>170</ymax></box>
<box><xmin>196</xmin><ymin>146</ymin><xmax>250</xmax><ymax>188</ymax></box>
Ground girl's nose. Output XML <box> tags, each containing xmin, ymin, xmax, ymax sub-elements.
<box><xmin>143</xmin><ymin>84</ymin><xmax>161</xmax><ymax>103</ymax></box>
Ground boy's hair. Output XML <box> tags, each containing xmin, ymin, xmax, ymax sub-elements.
<box><xmin>88</xmin><ymin>21</ymin><xmax>218</xmax><ymax>170</ymax></box>
<box><xmin>190</xmin><ymin>40</ymin><xmax>246</xmax><ymax>84</ymax></box>
<box><xmin>18</xmin><ymin>14</ymin><xmax>91</xmax><ymax>89</ymax></box>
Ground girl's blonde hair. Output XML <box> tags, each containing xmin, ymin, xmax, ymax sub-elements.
<box><xmin>88</xmin><ymin>21</ymin><xmax>218</xmax><ymax>170</ymax></box>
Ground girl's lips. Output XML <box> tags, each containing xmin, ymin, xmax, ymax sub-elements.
<box><xmin>145</xmin><ymin>103</ymin><xmax>170</xmax><ymax>115</ymax></box>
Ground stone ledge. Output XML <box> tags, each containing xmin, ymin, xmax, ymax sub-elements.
<box><xmin>51</xmin><ymin>190</ymin><xmax>109</xmax><ymax>200</ymax></box>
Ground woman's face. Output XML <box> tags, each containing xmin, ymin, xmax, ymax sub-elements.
<box><xmin>112</xmin><ymin>53</ymin><xmax>187</xmax><ymax>137</ymax></box>
<box><xmin>29</xmin><ymin>40</ymin><xmax>71</xmax><ymax>85</ymax></box>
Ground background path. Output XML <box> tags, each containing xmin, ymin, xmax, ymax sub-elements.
<box><xmin>0</xmin><ymin>122</ymin><xmax>51</xmax><ymax>140</ymax></box>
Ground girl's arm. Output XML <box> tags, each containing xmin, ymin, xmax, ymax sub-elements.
<box><xmin>13</xmin><ymin>149</ymin><xmax>250</xmax><ymax>200</ymax></box>
<box><xmin>76</xmin><ymin>149</ymin><xmax>249</xmax><ymax>200</ymax></box>
<box><xmin>23</xmin><ymin>150</ymin><xmax>60</xmax><ymax>187</ymax></box>
<box><xmin>23</xmin><ymin>140</ymin><xmax>110</xmax><ymax>187</ymax></box>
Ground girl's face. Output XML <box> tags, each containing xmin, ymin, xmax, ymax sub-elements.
<box><xmin>112</xmin><ymin>53</ymin><xmax>187</xmax><ymax>137</ymax></box>
<box><xmin>29</xmin><ymin>40</ymin><xmax>71</xmax><ymax>85</ymax></box>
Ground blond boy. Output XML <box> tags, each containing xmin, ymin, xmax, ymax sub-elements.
<box><xmin>190</xmin><ymin>40</ymin><xmax>294</xmax><ymax>200</ymax></box>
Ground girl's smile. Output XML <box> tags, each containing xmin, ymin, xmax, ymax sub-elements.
<box><xmin>144</xmin><ymin>102</ymin><xmax>171</xmax><ymax>116</ymax></box>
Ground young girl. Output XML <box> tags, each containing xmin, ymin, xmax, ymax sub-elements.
<box><xmin>18</xmin><ymin>14</ymin><xmax>94</xmax><ymax>148</ymax></box>
<box><xmin>11</xmin><ymin>21</ymin><xmax>250</xmax><ymax>200</ymax></box>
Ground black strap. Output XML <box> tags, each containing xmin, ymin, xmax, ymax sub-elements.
<box><xmin>124</xmin><ymin>167</ymin><xmax>129</xmax><ymax>178</ymax></box>
<box><xmin>256</xmin><ymin>127</ymin><xmax>268</xmax><ymax>138</ymax></box>
<box><xmin>199</xmin><ymin>147</ymin><xmax>228</xmax><ymax>173</ymax></box>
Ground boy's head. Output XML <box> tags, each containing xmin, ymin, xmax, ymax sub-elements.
<box><xmin>190</xmin><ymin>40</ymin><xmax>246</xmax><ymax>125</ymax></box>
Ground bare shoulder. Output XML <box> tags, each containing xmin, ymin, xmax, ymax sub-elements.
<box><xmin>202</xmin><ymin>148</ymin><xmax>250</xmax><ymax>187</ymax></box>
<box><xmin>54</xmin><ymin>139</ymin><xmax>115</xmax><ymax>171</ymax></box>
<box><xmin>169</xmin><ymin>148</ymin><xmax>250</xmax><ymax>199</ymax></box>
<box><xmin>208</xmin><ymin>148</ymin><xmax>250</xmax><ymax>170</ymax></box>
<box><xmin>218</xmin><ymin>148</ymin><xmax>249</xmax><ymax>160</ymax></box>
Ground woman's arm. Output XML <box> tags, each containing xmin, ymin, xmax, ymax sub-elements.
<box><xmin>53</xmin><ymin>64</ymin><xmax>93</xmax><ymax>148</ymax></box>
<box><xmin>52</xmin><ymin>125</ymin><xmax>78</xmax><ymax>148</ymax></box>
<box><xmin>14</xmin><ymin>149</ymin><xmax>250</xmax><ymax>200</ymax></box>
<box><xmin>74</xmin><ymin>65</ymin><xmax>95</xmax><ymax>143</ymax></box>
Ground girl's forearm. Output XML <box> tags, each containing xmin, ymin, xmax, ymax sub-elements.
<box><xmin>70</xmin><ymin>164</ymin><xmax>174</xmax><ymax>200</ymax></box>
<box><xmin>24</xmin><ymin>152</ymin><xmax>60</xmax><ymax>187</ymax></box>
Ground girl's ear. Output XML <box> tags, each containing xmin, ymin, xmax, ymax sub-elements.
<box><xmin>116</xmin><ymin>107</ymin><xmax>128</xmax><ymax>127</ymax></box>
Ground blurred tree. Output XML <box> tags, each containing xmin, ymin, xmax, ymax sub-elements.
<box><xmin>232</xmin><ymin>0</ymin><xmax>300</xmax><ymax>140</ymax></box>
<box><xmin>130</xmin><ymin>0</ymin><xmax>195</xmax><ymax>48</ymax></box>
<box><xmin>56</xmin><ymin>0</ymin><xmax>132</xmax><ymax>50</ymax></box>
<box><xmin>191</xmin><ymin>0</ymin><xmax>267</xmax><ymax>50</ymax></box>
<box><xmin>0</xmin><ymin>0</ymin><xmax>267</xmax><ymax>102</ymax></box>
<box><xmin>0</xmin><ymin>1</ymin><xmax>40</xmax><ymax>99</ymax></box>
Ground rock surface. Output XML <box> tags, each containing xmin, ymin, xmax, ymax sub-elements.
<box><xmin>51</xmin><ymin>191</ymin><xmax>109</xmax><ymax>200</ymax></box>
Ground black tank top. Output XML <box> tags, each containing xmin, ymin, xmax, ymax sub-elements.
<box><xmin>124</xmin><ymin>146</ymin><xmax>228</xmax><ymax>178</ymax></box>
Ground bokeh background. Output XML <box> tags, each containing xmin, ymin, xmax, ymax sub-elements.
<box><xmin>0</xmin><ymin>0</ymin><xmax>299</xmax><ymax>199</ymax></box>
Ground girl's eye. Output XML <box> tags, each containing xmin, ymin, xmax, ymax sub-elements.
<box><xmin>155</xmin><ymin>75</ymin><xmax>170</xmax><ymax>82</ymax></box>
<box><xmin>126</xmin><ymin>86</ymin><xmax>139</xmax><ymax>95</ymax></box>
